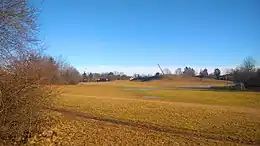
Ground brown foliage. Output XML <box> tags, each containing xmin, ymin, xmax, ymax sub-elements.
<box><xmin>0</xmin><ymin>53</ymin><xmax>60</xmax><ymax>145</ymax></box>
<box><xmin>0</xmin><ymin>0</ymin><xmax>63</xmax><ymax>144</ymax></box>
<box><xmin>231</xmin><ymin>57</ymin><xmax>260</xmax><ymax>88</ymax></box>
<box><xmin>52</xmin><ymin>56</ymin><xmax>81</xmax><ymax>85</ymax></box>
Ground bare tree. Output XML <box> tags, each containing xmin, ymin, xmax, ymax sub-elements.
<box><xmin>0</xmin><ymin>0</ymin><xmax>38</xmax><ymax>64</ymax></box>
<box><xmin>175</xmin><ymin>68</ymin><xmax>182</xmax><ymax>75</ymax></box>
<box><xmin>0</xmin><ymin>1</ymin><xmax>60</xmax><ymax>144</ymax></box>
<box><xmin>241</xmin><ymin>57</ymin><xmax>256</xmax><ymax>72</ymax></box>
<box><xmin>163</xmin><ymin>68</ymin><xmax>172</xmax><ymax>75</ymax></box>
<box><xmin>232</xmin><ymin>57</ymin><xmax>258</xmax><ymax>87</ymax></box>
<box><xmin>113</xmin><ymin>71</ymin><xmax>119</xmax><ymax>76</ymax></box>
<box><xmin>134</xmin><ymin>73</ymin><xmax>140</xmax><ymax>77</ymax></box>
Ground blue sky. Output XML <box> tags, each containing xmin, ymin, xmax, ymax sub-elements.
<box><xmin>32</xmin><ymin>0</ymin><xmax>260</xmax><ymax>75</ymax></box>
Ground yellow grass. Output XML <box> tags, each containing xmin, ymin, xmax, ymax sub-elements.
<box><xmin>35</xmin><ymin>80</ymin><xmax>260</xmax><ymax>145</ymax></box>
<box><xmin>83</xmin><ymin>77</ymin><xmax>231</xmax><ymax>88</ymax></box>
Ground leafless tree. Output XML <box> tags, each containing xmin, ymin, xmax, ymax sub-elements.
<box><xmin>232</xmin><ymin>57</ymin><xmax>258</xmax><ymax>87</ymax></box>
<box><xmin>175</xmin><ymin>68</ymin><xmax>182</xmax><ymax>75</ymax></box>
<box><xmin>163</xmin><ymin>68</ymin><xmax>172</xmax><ymax>74</ymax></box>
<box><xmin>0</xmin><ymin>1</ymin><xmax>60</xmax><ymax>144</ymax></box>
<box><xmin>0</xmin><ymin>0</ymin><xmax>38</xmax><ymax>64</ymax></box>
<box><xmin>61</xmin><ymin>66</ymin><xmax>81</xmax><ymax>84</ymax></box>
<box><xmin>241</xmin><ymin>57</ymin><xmax>256</xmax><ymax>72</ymax></box>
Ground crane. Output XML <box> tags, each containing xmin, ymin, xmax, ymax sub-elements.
<box><xmin>157</xmin><ymin>64</ymin><xmax>164</xmax><ymax>75</ymax></box>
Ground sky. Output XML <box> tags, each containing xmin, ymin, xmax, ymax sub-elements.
<box><xmin>32</xmin><ymin>0</ymin><xmax>260</xmax><ymax>75</ymax></box>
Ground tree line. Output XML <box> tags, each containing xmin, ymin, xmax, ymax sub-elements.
<box><xmin>162</xmin><ymin>57</ymin><xmax>260</xmax><ymax>88</ymax></box>
<box><xmin>81</xmin><ymin>57</ymin><xmax>260</xmax><ymax>88</ymax></box>
<box><xmin>82</xmin><ymin>71</ymin><xmax>130</xmax><ymax>82</ymax></box>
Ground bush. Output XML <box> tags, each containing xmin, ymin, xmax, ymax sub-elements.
<box><xmin>231</xmin><ymin>57</ymin><xmax>260</xmax><ymax>88</ymax></box>
<box><xmin>0</xmin><ymin>53</ymin><xmax>60</xmax><ymax>145</ymax></box>
<box><xmin>0</xmin><ymin>0</ymin><xmax>64</xmax><ymax>144</ymax></box>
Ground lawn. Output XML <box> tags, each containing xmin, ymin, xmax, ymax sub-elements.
<box><xmin>32</xmin><ymin>81</ymin><xmax>260</xmax><ymax>145</ymax></box>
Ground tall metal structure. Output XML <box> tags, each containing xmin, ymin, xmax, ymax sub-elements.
<box><xmin>157</xmin><ymin>64</ymin><xmax>164</xmax><ymax>75</ymax></box>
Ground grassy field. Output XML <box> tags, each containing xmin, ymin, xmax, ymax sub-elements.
<box><xmin>33</xmin><ymin>79</ymin><xmax>260</xmax><ymax>145</ymax></box>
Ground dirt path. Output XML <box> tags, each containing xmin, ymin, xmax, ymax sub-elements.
<box><xmin>46</xmin><ymin>106</ymin><xmax>259</xmax><ymax>145</ymax></box>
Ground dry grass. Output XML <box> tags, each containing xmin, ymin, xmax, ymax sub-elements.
<box><xmin>78</xmin><ymin>76</ymin><xmax>230</xmax><ymax>88</ymax></box>
<box><xmin>153</xmin><ymin>75</ymin><xmax>232</xmax><ymax>87</ymax></box>
<box><xmin>129</xmin><ymin>89</ymin><xmax>260</xmax><ymax>108</ymax></box>
<box><xmin>34</xmin><ymin>111</ymin><xmax>235</xmax><ymax>146</ymax></box>
<box><xmin>34</xmin><ymin>80</ymin><xmax>260</xmax><ymax>145</ymax></box>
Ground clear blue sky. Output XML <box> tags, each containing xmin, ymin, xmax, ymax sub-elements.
<box><xmin>32</xmin><ymin>0</ymin><xmax>260</xmax><ymax>75</ymax></box>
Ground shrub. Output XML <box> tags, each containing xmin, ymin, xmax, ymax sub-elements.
<box><xmin>0</xmin><ymin>53</ymin><xmax>60</xmax><ymax>145</ymax></box>
<box><xmin>0</xmin><ymin>0</ymin><xmax>63</xmax><ymax>144</ymax></box>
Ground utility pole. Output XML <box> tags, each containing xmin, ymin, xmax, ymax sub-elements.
<box><xmin>157</xmin><ymin>64</ymin><xmax>164</xmax><ymax>75</ymax></box>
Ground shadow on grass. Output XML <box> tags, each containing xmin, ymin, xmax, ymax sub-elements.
<box><xmin>174</xmin><ymin>86</ymin><xmax>244</xmax><ymax>92</ymax></box>
<box><xmin>123</xmin><ymin>86</ymin><xmax>260</xmax><ymax>93</ymax></box>
<box><xmin>197</xmin><ymin>86</ymin><xmax>260</xmax><ymax>92</ymax></box>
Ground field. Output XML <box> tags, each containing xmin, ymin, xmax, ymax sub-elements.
<box><xmin>34</xmin><ymin>79</ymin><xmax>260</xmax><ymax>145</ymax></box>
